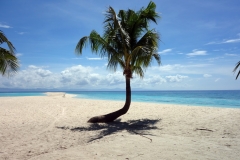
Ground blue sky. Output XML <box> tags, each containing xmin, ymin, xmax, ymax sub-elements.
<box><xmin>1</xmin><ymin>0</ymin><xmax>240</xmax><ymax>90</ymax></box>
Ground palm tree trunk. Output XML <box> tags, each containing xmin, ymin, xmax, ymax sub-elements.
<box><xmin>87</xmin><ymin>77</ymin><xmax>131</xmax><ymax>123</ymax></box>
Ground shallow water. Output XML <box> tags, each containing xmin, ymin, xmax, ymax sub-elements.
<box><xmin>0</xmin><ymin>90</ymin><xmax>239</xmax><ymax>108</ymax></box>
<box><xmin>68</xmin><ymin>90</ymin><xmax>240</xmax><ymax>108</ymax></box>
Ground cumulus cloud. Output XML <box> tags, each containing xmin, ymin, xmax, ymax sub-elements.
<box><xmin>0</xmin><ymin>65</ymin><xmax>55</xmax><ymax>88</ymax></box>
<box><xmin>142</xmin><ymin>75</ymin><xmax>166</xmax><ymax>85</ymax></box>
<box><xmin>186</xmin><ymin>49</ymin><xmax>207</xmax><ymax>57</ymax></box>
<box><xmin>0</xmin><ymin>65</ymin><xmax>127</xmax><ymax>89</ymax></box>
<box><xmin>36</xmin><ymin>68</ymin><xmax>52</xmax><ymax>77</ymax></box>
<box><xmin>60</xmin><ymin>65</ymin><xmax>98</xmax><ymax>86</ymax></box>
<box><xmin>75</xmin><ymin>79</ymin><xmax>89</xmax><ymax>86</ymax></box>
<box><xmin>104</xmin><ymin>72</ymin><xmax>125</xmax><ymax>85</ymax></box>
<box><xmin>129</xmin><ymin>75</ymin><xmax>167</xmax><ymax>89</ymax></box>
<box><xmin>165</xmin><ymin>74</ymin><xmax>188</xmax><ymax>82</ymax></box>
<box><xmin>0</xmin><ymin>65</ymin><xmax>194</xmax><ymax>90</ymax></box>
<box><xmin>29</xmin><ymin>65</ymin><xmax>38</xmax><ymax>69</ymax></box>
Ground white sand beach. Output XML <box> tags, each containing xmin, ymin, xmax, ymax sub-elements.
<box><xmin>0</xmin><ymin>92</ymin><xmax>240</xmax><ymax>160</ymax></box>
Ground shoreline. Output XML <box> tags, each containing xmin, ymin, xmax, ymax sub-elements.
<box><xmin>46</xmin><ymin>92</ymin><xmax>240</xmax><ymax>109</ymax></box>
<box><xmin>1</xmin><ymin>94</ymin><xmax>240</xmax><ymax>159</ymax></box>
<box><xmin>73</xmin><ymin>97</ymin><xmax>240</xmax><ymax>109</ymax></box>
<box><xmin>0</xmin><ymin>91</ymin><xmax>239</xmax><ymax>109</ymax></box>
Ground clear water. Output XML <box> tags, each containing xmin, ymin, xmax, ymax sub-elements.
<box><xmin>67</xmin><ymin>90</ymin><xmax>240</xmax><ymax>108</ymax></box>
<box><xmin>0</xmin><ymin>92</ymin><xmax>45</xmax><ymax>97</ymax></box>
<box><xmin>0</xmin><ymin>90</ymin><xmax>239</xmax><ymax>108</ymax></box>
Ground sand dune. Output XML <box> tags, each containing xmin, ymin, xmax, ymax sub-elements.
<box><xmin>0</xmin><ymin>92</ymin><xmax>240</xmax><ymax>159</ymax></box>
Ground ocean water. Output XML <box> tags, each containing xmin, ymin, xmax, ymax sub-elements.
<box><xmin>0</xmin><ymin>90</ymin><xmax>239</xmax><ymax>108</ymax></box>
<box><xmin>0</xmin><ymin>92</ymin><xmax>45</xmax><ymax>97</ymax></box>
<box><xmin>69</xmin><ymin>90</ymin><xmax>240</xmax><ymax>108</ymax></box>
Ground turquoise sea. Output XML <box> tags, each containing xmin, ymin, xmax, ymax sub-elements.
<box><xmin>0</xmin><ymin>90</ymin><xmax>239</xmax><ymax>109</ymax></box>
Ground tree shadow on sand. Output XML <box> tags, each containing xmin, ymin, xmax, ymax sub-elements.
<box><xmin>57</xmin><ymin>118</ymin><xmax>161</xmax><ymax>143</ymax></box>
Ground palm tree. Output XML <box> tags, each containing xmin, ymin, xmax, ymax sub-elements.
<box><xmin>0</xmin><ymin>30</ymin><xmax>19</xmax><ymax>76</ymax></box>
<box><xmin>75</xmin><ymin>1</ymin><xmax>161</xmax><ymax>123</ymax></box>
<box><xmin>233</xmin><ymin>61</ymin><xmax>240</xmax><ymax>79</ymax></box>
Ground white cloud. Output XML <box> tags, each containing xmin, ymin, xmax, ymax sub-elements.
<box><xmin>0</xmin><ymin>23</ymin><xmax>11</xmax><ymax>28</ymax></box>
<box><xmin>0</xmin><ymin>64</ymin><xmax>188</xmax><ymax>90</ymax></box>
<box><xmin>165</xmin><ymin>74</ymin><xmax>188</xmax><ymax>82</ymax></box>
<box><xmin>215</xmin><ymin>78</ymin><xmax>220</xmax><ymax>82</ymax></box>
<box><xmin>158</xmin><ymin>49</ymin><xmax>172</xmax><ymax>55</ymax></box>
<box><xmin>0</xmin><ymin>66</ymin><xmax>54</xmax><ymax>88</ymax></box>
<box><xmin>103</xmin><ymin>71</ymin><xmax>125</xmax><ymax>85</ymax></box>
<box><xmin>72</xmin><ymin>58</ymin><xmax>82</xmax><ymax>60</ymax></box>
<box><xmin>60</xmin><ymin>65</ymin><xmax>96</xmax><ymax>86</ymax></box>
<box><xmin>203</xmin><ymin>74</ymin><xmax>212</xmax><ymax>78</ymax></box>
<box><xmin>157</xmin><ymin>64</ymin><xmax>183</xmax><ymax>71</ymax></box>
<box><xmin>140</xmin><ymin>75</ymin><xmax>167</xmax><ymax>86</ymax></box>
<box><xmin>59</xmin><ymin>66</ymin><xmax>125</xmax><ymax>88</ymax></box>
<box><xmin>206</xmin><ymin>56</ymin><xmax>224</xmax><ymax>62</ymax></box>
<box><xmin>186</xmin><ymin>50</ymin><xmax>207</xmax><ymax>57</ymax></box>
<box><xmin>28</xmin><ymin>65</ymin><xmax>38</xmax><ymax>69</ymax></box>
<box><xmin>0</xmin><ymin>63</ymin><xmax>236</xmax><ymax>90</ymax></box>
<box><xmin>17</xmin><ymin>32</ymin><xmax>26</xmax><ymax>35</ymax></box>
<box><xmin>152</xmin><ymin>63</ymin><xmax>212</xmax><ymax>75</ymax></box>
<box><xmin>16</xmin><ymin>53</ymin><xmax>23</xmax><ymax>57</ymax></box>
<box><xmin>87</xmin><ymin>57</ymin><xmax>103</xmax><ymax>60</ymax></box>
<box><xmin>223</xmin><ymin>38</ymin><xmax>240</xmax><ymax>43</ymax></box>
<box><xmin>0</xmin><ymin>65</ymin><xmax>125</xmax><ymax>89</ymax></box>
<box><xmin>225</xmin><ymin>53</ymin><xmax>238</xmax><ymax>56</ymax></box>
<box><xmin>206</xmin><ymin>37</ymin><xmax>240</xmax><ymax>45</ymax></box>
<box><xmin>205</xmin><ymin>41</ymin><xmax>218</xmax><ymax>45</ymax></box>
<box><xmin>36</xmin><ymin>68</ymin><xmax>52</xmax><ymax>77</ymax></box>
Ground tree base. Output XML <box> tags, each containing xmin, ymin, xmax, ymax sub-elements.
<box><xmin>87</xmin><ymin>115</ymin><xmax>109</xmax><ymax>123</ymax></box>
<box><xmin>87</xmin><ymin>109</ymin><xmax>127</xmax><ymax>123</ymax></box>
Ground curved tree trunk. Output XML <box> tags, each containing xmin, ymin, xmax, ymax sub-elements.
<box><xmin>87</xmin><ymin>77</ymin><xmax>131</xmax><ymax>123</ymax></box>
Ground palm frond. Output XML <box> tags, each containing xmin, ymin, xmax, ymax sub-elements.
<box><xmin>75</xmin><ymin>30</ymin><xmax>118</xmax><ymax>58</ymax></box>
<box><xmin>0</xmin><ymin>30</ymin><xmax>15</xmax><ymax>54</ymax></box>
<box><xmin>75</xmin><ymin>1</ymin><xmax>161</xmax><ymax>79</ymax></box>
<box><xmin>0</xmin><ymin>47</ymin><xmax>19</xmax><ymax>76</ymax></box>
<box><xmin>131</xmin><ymin>66</ymin><xmax>144</xmax><ymax>78</ymax></box>
<box><xmin>233</xmin><ymin>61</ymin><xmax>240</xmax><ymax>80</ymax></box>
<box><xmin>107</xmin><ymin>55</ymin><xmax>125</xmax><ymax>72</ymax></box>
<box><xmin>140</xmin><ymin>1</ymin><xmax>160</xmax><ymax>24</ymax></box>
<box><xmin>130</xmin><ymin>29</ymin><xmax>160</xmax><ymax>74</ymax></box>
<box><xmin>105</xmin><ymin>7</ymin><xmax>130</xmax><ymax>49</ymax></box>
<box><xmin>75</xmin><ymin>36</ymin><xmax>88</xmax><ymax>55</ymax></box>
<box><xmin>152</xmin><ymin>52</ymin><xmax>161</xmax><ymax>65</ymax></box>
